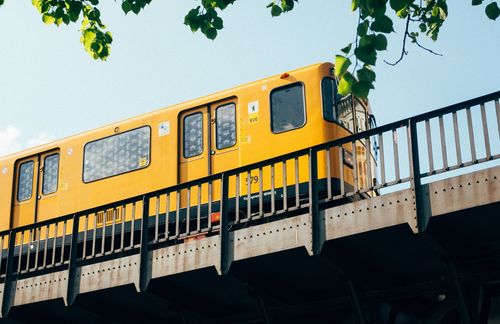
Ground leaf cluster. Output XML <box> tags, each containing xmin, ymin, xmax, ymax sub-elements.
<box><xmin>266</xmin><ymin>0</ymin><xmax>298</xmax><ymax>17</ymax></box>
<box><xmin>184</xmin><ymin>0</ymin><xmax>236</xmax><ymax>40</ymax></box>
<box><xmin>121</xmin><ymin>0</ymin><xmax>151</xmax><ymax>15</ymax></box>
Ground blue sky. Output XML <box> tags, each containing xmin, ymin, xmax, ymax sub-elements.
<box><xmin>0</xmin><ymin>1</ymin><xmax>499</xmax><ymax>156</ymax></box>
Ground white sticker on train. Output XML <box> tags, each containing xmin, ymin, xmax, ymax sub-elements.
<box><xmin>158</xmin><ymin>121</ymin><xmax>170</xmax><ymax>137</ymax></box>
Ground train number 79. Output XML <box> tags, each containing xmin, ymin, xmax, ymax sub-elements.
<box><xmin>245</xmin><ymin>175</ymin><xmax>259</xmax><ymax>185</ymax></box>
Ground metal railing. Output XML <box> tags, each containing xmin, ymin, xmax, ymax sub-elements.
<box><xmin>0</xmin><ymin>90</ymin><xmax>498</xmax><ymax>315</ymax></box>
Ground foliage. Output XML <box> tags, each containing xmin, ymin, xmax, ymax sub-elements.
<box><xmin>0</xmin><ymin>0</ymin><xmax>497</xmax><ymax>97</ymax></box>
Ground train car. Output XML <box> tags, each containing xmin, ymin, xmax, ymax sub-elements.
<box><xmin>0</xmin><ymin>62</ymin><xmax>376</xmax><ymax>235</ymax></box>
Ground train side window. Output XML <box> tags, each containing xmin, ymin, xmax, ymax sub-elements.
<box><xmin>42</xmin><ymin>153</ymin><xmax>59</xmax><ymax>195</ymax></box>
<box><xmin>183</xmin><ymin>112</ymin><xmax>203</xmax><ymax>158</ymax></box>
<box><xmin>270</xmin><ymin>83</ymin><xmax>306</xmax><ymax>133</ymax></box>
<box><xmin>17</xmin><ymin>161</ymin><xmax>34</xmax><ymax>202</ymax></box>
<box><xmin>216</xmin><ymin>103</ymin><xmax>236</xmax><ymax>150</ymax></box>
<box><xmin>83</xmin><ymin>126</ymin><xmax>151</xmax><ymax>183</ymax></box>
<box><xmin>321</xmin><ymin>78</ymin><xmax>338</xmax><ymax>122</ymax></box>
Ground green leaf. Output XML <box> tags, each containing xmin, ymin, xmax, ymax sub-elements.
<box><xmin>356</xmin><ymin>65</ymin><xmax>376</xmax><ymax>83</ymax></box>
<box><xmin>335</xmin><ymin>55</ymin><xmax>351</xmax><ymax>77</ymax></box>
<box><xmin>89</xmin><ymin>0</ymin><xmax>99</xmax><ymax>5</ymax></box>
<box><xmin>340</xmin><ymin>43</ymin><xmax>352</xmax><ymax>55</ymax></box>
<box><xmin>42</xmin><ymin>13</ymin><xmax>55</xmax><ymax>24</ymax></box>
<box><xmin>32</xmin><ymin>0</ymin><xmax>42</xmax><ymax>12</ymax></box>
<box><xmin>281</xmin><ymin>0</ymin><xmax>294</xmax><ymax>11</ymax></box>
<box><xmin>213</xmin><ymin>16</ymin><xmax>224</xmax><ymax>29</ymax></box>
<box><xmin>132</xmin><ymin>2</ymin><xmax>141</xmax><ymax>14</ymax></box>
<box><xmin>122</xmin><ymin>1</ymin><xmax>132</xmax><ymax>14</ymax></box>
<box><xmin>206</xmin><ymin>8</ymin><xmax>217</xmax><ymax>19</ymax></box>
<box><xmin>338</xmin><ymin>73</ymin><xmax>355</xmax><ymax>96</ymax></box>
<box><xmin>105</xmin><ymin>31</ymin><xmax>113</xmax><ymax>43</ymax></box>
<box><xmin>91</xmin><ymin>42</ymin><xmax>103</xmax><ymax>53</ymax></box>
<box><xmin>62</xmin><ymin>14</ymin><xmax>70</xmax><ymax>25</ymax></box>
<box><xmin>371</xmin><ymin>15</ymin><xmax>394</xmax><ymax>33</ymax></box>
<box><xmin>352</xmin><ymin>0</ymin><xmax>360</xmax><ymax>11</ymax></box>
<box><xmin>357</xmin><ymin>20</ymin><xmax>369</xmax><ymax>36</ymax></box>
<box><xmin>485</xmin><ymin>2</ymin><xmax>500</xmax><ymax>20</ymax></box>
<box><xmin>206</xmin><ymin>27</ymin><xmax>217</xmax><ymax>40</ymax></box>
<box><xmin>354</xmin><ymin>45</ymin><xmax>377</xmax><ymax>65</ymax></box>
<box><xmin>390</xmin><ymin>0</ymin><xmax>406</xmax><ymax>12</ymax></box>
<box><xmin>472</xmin><ymin>0</ymin><xmax>483</xmax><ymax>5</ymax></box>
<box><xmin>352</xmin><ymin>80</ymin><xmax>373</xmax><ymax>99</ymax></box>
<box><xmin>372</xmin><ymin>34</ymin><xmax>387</xmax><ymax>50</ymax></box>
<box><xmin>271</xmin><ymin>5</ymin><xmax>282</xmax><ymax>17</ymax></box>
<box><xmin>396</xmin><ymin>7</ymin><xmax>409</xmax><ymax>18</ymax></box>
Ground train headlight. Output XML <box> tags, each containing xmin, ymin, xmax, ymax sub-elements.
<box><xmin>343</xmin><ymin>148</ymin><xmax>354</xmax><ymax>168</ymax></box>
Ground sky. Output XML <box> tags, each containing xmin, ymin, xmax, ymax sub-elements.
<box><xmin>0</xmin><ymin>1</ymin><xmax>499</xmax><ymax>157</ymax></box>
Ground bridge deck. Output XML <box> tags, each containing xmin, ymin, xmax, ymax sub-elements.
<box><xmin>1</xmin><ymin>166</ymin><xmax>498</xmax><ymax>323</ymax></box>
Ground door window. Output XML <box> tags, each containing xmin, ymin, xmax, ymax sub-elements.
<box><xmin>183</xmin><ymin>112</ymin><xmax>204</xmax><ymax>158</ymax></box>
<box><xmin>42</xmin><ymin>154</ymin><xmax>59</xmax><ymax>195</ymax></box>
<box><xmin>216</xmin><ymin>103</ymin><xmax>236</xmax><ymax>150</ymax></box>
<box><xmin>17</xmin><ymin>161</ymin><xmax>34</xmax><ymax>202</ymax></box>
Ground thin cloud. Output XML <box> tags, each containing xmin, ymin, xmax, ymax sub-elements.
<box><xmin>0</xmin><ymin>125</ymin><xmax>22</xmax><ymax>157</ymax></box>
<box><xmin>0</xmin><ymin>126</ymin><xmax>54</xmax><ymax>157</ymax></box>
<box><xmin>27</xmin><ymin>131</ymin><xmax>54</xmax><ymax>148</ymax></box>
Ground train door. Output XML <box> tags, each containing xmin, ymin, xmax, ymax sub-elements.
<box><xmin>178</xmin><ymin>99</ymin><xmax>239</xmax><ymax>215</ymax></box>
<box><xmin>179</xmin><ymin>107</ymin><xmax>210</xmax><ymax>183</ymax></box>
<box><xmin>11</xmin><ymin>150</ymin><xmax>60</xmax><ymax>228</ymax></box>
<box><xmin>178</xmin><ymin>98</ymin><xmax>239</xmax><ymax>182</ymax></box>
<box><xmin>209</xmin><ymin>99</ymin><xmax>239</xmax><ymax>175</ymax></box>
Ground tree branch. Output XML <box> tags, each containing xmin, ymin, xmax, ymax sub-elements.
<box><xmin>413</xmin><ymin>37</ymin><xmax>443</xmax><ymax>56</ymax></box>
<box><xmin>353</xmin><ymin>9</ymin><xmax>362</xmax><ymax>72</ymax></box>
<box><xmin>384</xmin><ymin>14</ymin><xmax>411</xmax><ymax>66</ymax></box>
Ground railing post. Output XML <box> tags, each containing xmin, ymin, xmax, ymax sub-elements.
<box><xmin>408</xmin><ymin>119</ymin><xmax>429</xmax><ymax>232</ymax></box>
<box><xmin>66</xmin><ymin>214</ymin><xmax>80</xmax><ymax>306</ymax></box>
<box><xmin>309</xmin><ymin>148</ymin><xmax>324</xmax><ymax>255</ymax></box>
<box><xmin>139</xmin><ymin>195</ymin><xmax>150</xmax><ymax>292</ymax></box>
<box><xmin>219</xmin><ymin>173</ymin><xmax>231</xmax><ymax>275</ymax></box>
<box><xmin>1</xmin><ymin>230</ymin><xmax>16</xmax><ymax>317</ymax></box>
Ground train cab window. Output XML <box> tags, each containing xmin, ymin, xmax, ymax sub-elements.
<box><xmin>83</xmin><ymin>126</ymin><xmax>150</xmax><ymax>183</ymax></box>
<box><xmin>321</xmin><ymin>78</ymin><xmax>339</xmax><ymax>122</ymax></box>
<box><xmin>42</xmin><ymin>154</ymin><xmax>59</xmax><ymax>195</ymax></box>
<box><xmin>270</xmin><ymin>83</ymin><xmax>306</xmax><ymax>133</ymax></box>
<box><xmin>17</xmin><ymin>161</ymin><xmax>34</xmax><ymax>201</ymax></box>
<box><xmin>216</xmin><ymin>103</ymin><xmax>236</xmax><ymax>150</ymax></box>
<box><xmin>183</xmin><ymin>113</ymin><xmax>203</xmax><ymax>158</ymax></box>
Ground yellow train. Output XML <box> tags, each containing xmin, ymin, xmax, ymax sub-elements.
<box><xmin>0</xmin><ymin>62</ymin><xmax>376</xmax><ymax>234</ymax></box>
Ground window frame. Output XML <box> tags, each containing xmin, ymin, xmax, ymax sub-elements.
<box><xmin>182</xmin><ymin>112</ymin><xmax>204</xmax><ymax>159</ymax></box>
<box><xmin>320</xmin><ymin>77</ymin><xmax>339</xmax><ymax>123</ymax></box>
<box><xmin>215</xmin><ymin>102</ymin><xmax>237</xmax><ymax>150</ymax></box>
<box><xmin>42</xmin><ymin>153</ymin><xmax>60</xmax><ymax>195</ymax></box>
<box><xmin>82</xmin><ymin>125</ymin><xmax>152</xmax><ymax>184</ymax></box>
<box><xmin>269</xmin><ymin>82</ymin><xmax>307</xmax><ymax>134</ymax></box>
<box><xmin>17</xmin><ymin>160</ymin><xmax>34</xmax><ymax>202</ymax></box>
